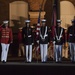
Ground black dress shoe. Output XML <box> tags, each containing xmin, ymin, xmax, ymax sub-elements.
<box><xmin>26</xmin><ymin>60</ymin><xmax>31</xmax><ymax>63</ymax></box>
<box><xmin>2</xmin><ymin>60</ymin><xmax>6</xmax><ymax>63</ymax></box>
<box><xmin>43</xmin><ymin>61</ymin><xmax>47</xmax><ymax>63</ymax></box>
<box><xmin>26</xmin><ymin>60</ymin><xmax>30</xmax><ymax>63</ymax></box>
<box><xmin>4</xmin><ymin>61</ymin><xmax>6</xmax><ymax>63</ymax></box>
<box><xmin>59</xmin><ymin>61</ymin><xmax>62</xmax><ymax>63</ymax></box>
<box><xmin>25</xmin><ymin>61</ymin><xmax>28</xmax><ymax>63</ymax></box>
<box><xmin>41</xmin><ymin>61</ymin><xmax>44</xmax><ymax>63</ymax></box>
<box><xmin>71</xmin><ymin>60</ymin><xmax>75</xmax><ymax>63</ymax></box>
<box><xmin>55</xmin><ymin>61</ymin><xmax>59</xmax><ymax>63</ymax></box>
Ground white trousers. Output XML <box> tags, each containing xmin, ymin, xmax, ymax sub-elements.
<box><xmin>55</xmin><ymin>45</ymin><xmax>62</xmax><ymax>62</ymax></box>
<box><xmin>26</xmin><ymin>45</ymin><xmax>32</xmax><ymax>62</ymax></box>
<box><xmin>40</xmin><ymin>44</ymin><xmax>48</xmax><ymax>62</ymax></box>
<box><xmin>69</xmin><ymin>43</ymin><xmax>75</xmax><ymax>61</ymax></box>
<box><xmin>1</xmin><ymin>43</ymin><xmax>10</xmax><ymax>62</ymax></box>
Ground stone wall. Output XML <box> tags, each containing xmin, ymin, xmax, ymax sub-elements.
<box><xmin>0</xmin><ymin>0</ymin><xmax>74</xmax><ymax>26</ymax></box>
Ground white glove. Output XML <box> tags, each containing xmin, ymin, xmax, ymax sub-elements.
<box><xmin>37</xmin><ymin>40</ymin><xmax>39</xmax><ymax>43</ymax></box>
<box><xmin>32</xmin><ymin>43</ymin><xmax>34</xmax><ymax>45</ymax></box>
<box><xmin>53</xmin><ymin>41</ymin><xmax>55</xmax><ymax>44</ymax></box>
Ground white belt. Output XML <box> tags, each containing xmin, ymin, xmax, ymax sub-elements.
<box><xmin>69</xmin><ymin>34</ymin><xmax>75</xmax><ymax>36</ymax></box>
<box><xmin>28</xmin><ymin>35</ymin><xmax>31</xmax><ymax>37</ymax></box>
<box><xmin>44</xmin><ymin>34</ymin><xmax>48</xmax><ymax>37</ymax></box>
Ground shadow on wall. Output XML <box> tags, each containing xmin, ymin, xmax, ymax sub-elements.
<box><xmin>11</xmin><ymin>20</ymin><xmax>20</xmax><ymax>33</ymax></box>
<box><xmin>44</xmin><ymin>0</ymin><xmax>53</xmax><ymax>27</ymax></box>
<box><xmin>19</xmin><ymin>16</ymin><xmax>27</xmax><ymax>27</ymax></box>
<box><xmin>10</xmin><ymin>17</ymin><xmax>27</xmax><ymax>57</ymax></box>
<box><xmin>11</xmin><ymin>17</ymin><xmax>27</xmax><ymax>33</ymax></box>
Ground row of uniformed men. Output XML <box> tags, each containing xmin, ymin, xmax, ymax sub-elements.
<box><xmin>0</xmin><ymin>19</ymin><xmax>75</xmax><ymax>63</ymax></box>
<box><xmin>22</xmin><ymin>19</ymin><xmax>75</xmax><ymax>62</ymax></box>
<box><xmin>22</xmin><ymin>19</ymin><xmax>75</xmax><ymax>63</ymax></box>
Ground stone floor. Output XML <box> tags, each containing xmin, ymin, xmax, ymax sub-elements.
<box><xmin>0</xmin><ymin>56</ymin><xmax>74</xmax><ymax>65</ymax></box>
<box><xmin>0</xmin><ymin>57</ymin><xmax>75</xmax><ymax>75</ymax></box>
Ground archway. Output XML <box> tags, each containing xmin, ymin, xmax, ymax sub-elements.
<box><xmin>60</xmin><ymin>1</ymin><xmax>75</xmax><ymax>29</ymax></box>
<box><xmin>9</xmin><ymin>1</ymin><xmax>28</xmax><ymax>27</ymax></box>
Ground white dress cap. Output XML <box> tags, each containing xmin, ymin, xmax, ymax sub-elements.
<box><xmin>57</xmin><ymin>19</ymin><xmax>61</xmax><ymax>22</ymax></box>
<box><xmin>42</xmin><ymin>19</ymin><xmax>46</xmax><ymax>22</ymax></box>
<box><xmin>3</xmin><ymin>20</ymin><xmax>9</xmax><ymax>24</ymax></box>
<box><xmin>25</xmin><ymin>20</ymin><xmax>30</xmax><ymax>23</ymax></box>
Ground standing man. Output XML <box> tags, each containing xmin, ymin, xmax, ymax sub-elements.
<box><xmin>0</xmin><ymin>20</ymin><xmax>13</xmax><ymax>63</ymax></box>
<box><xmin>22</xmin><ymin>20</ymin><xmax>33</xmax><ymax>62</ymax></box>
<box><xmin>67</xmin><ymin>19</ymin><xmax>75</xmax><ymax>62</ymax></box>
<box><xmin>54</xmin><ymin>20</ymin><xmax>65</xmax><ymax>63</ymax></box>
<box><xmin>39</xmin><ymin>19</ymin><xmax>49</xmax><ymax>63</ymax></box>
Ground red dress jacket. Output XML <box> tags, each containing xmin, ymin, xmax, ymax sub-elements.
<box><xmin>0</xmin><ymin>26</ymin><xmax>13</xmax><ymax>44</ymax></box>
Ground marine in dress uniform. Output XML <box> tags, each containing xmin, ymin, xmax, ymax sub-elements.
<box><xmin>53</xmin><ymin>20</ymin><xmax>65</xmax><ymax>62</ymax></box>
<box><xmin>0</xmin><ymin>20</ymin><xmax>13</xmax><ymax>63</ymax></box>
<box><xmin>22</xmin><ymin>20</ymin><xmax>33</xmax><ymax>62</ymax></box>
<box><xmin>67</xmin><ymin>19</ymin><xmax>75</xmax><ymax>62</ymax></box>
<box><xmin>39</xmin><ymin>19</ymin><xmax>49</xmax><ymax>62</ymax></box>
